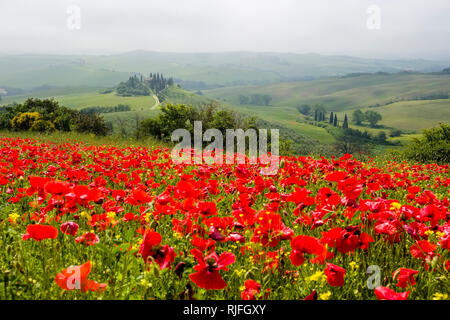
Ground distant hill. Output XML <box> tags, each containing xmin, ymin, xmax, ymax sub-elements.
<box><xmin>0</xmin><ymin>52</ymin><xmax>448</xmax><ymax>89</ymax></box>
<box><xmin>203</xmin><ymin>72</ymin><xmax>450</xmax><ymax>145</ymax></box>
<box><xmin>205</xmin><ymin>72</ymin><xmax>450</xmax><ymax>111</ymax></box>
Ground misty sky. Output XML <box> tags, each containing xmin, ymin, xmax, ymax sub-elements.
<box><xmin>1</xmin><ymin>0</ymin><xmax>449</xmax><ymax>60</ymax></box>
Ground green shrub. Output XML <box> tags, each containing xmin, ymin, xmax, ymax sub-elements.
<box><xmin>403</xmin><ymin>123</ymin><xmax>450</xmax><ymax>164</ymax></box>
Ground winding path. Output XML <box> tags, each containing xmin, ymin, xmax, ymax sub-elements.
<box><xmin>151</xmin><ymin>94</ymin><xmax>160</xmax><ymax>110</ymax></box>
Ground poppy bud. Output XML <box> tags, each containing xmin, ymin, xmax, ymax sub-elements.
<box><xmin>303</xmin><ymin>289</ymin><xmax>317</xmax><ymax>300</ymax></box>
<box><xmin>175</xmin><ymin>262</ymin><xmax>186</xmax><ymax>278</ymax></box>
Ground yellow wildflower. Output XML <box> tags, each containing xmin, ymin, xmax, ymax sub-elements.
<box><xmin>432</xmin><ymin>293</ymin><xmax>448</xmax><ymax>300</ymax></box>
<box><xmin>140</xmin><ymin>279</ymin><xmax>152</xmax><ymax>288</ymax></box>
<box><xmin>349</xmin><ymin>261</ymin><xmax>359</xmax><ymax>270</ymax></box>
<box><xmin>319</xmin><ymin>291</ymin><xmax>332</xmax><ymax>300</ymax></box>
<box><xmin>8</xmin><ymin>212</ymin><xmax>20</xmax><ymax>224</ymax></box>
<box><xmin>306</xmin><ymin>271</ymin><xmax>324</xmax><ymax>283</ymax></box>
<box><xmin>106</xmin><ymin>211</ymin><xmax>116</xmax><ymax>220</ymax></box>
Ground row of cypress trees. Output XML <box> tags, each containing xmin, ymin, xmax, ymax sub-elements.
<box><xmin>314</xmin><ymin>110</ymin><xmax>349</xmax><ymax>128</ymax></box>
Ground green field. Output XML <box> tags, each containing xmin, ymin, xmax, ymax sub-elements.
<box><xmin>1</xmin><ymin>88</ymin><xmax>157</xmax><ymax>111</ymax></box>
<box><xmin>204</xmin><ymin>73</ymin><xmax>450</xmax><ymax>144</ymax></box>
<box><xmin>206</xmin><ymin>73</ymin><xmax>450</xmax><ymax>111</ymax></box>
<box><xmin>350</xmin><ymin>99</ymin><xmax>450</xmax><ymax>131</ymax></box>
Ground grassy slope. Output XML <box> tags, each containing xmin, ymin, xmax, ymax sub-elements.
<box><xmin>0</xmin><ymin>130</ymin><xmax>167</xmax><ymax>149</ymax></box>
<box><xmin>347</xmin><ymin>99</ymin><xmax>450</xmax><ymax>131</ymax></box>
<box><xmin>206</xmin><ymin>73</ymin><xmax>450</xmax><ymax>111</ymax></box>
<box><xmin>204</xmin><ymin>73</ymin><xmax>450</xmax><ymax>144</ymax></box>
<box><xmin>1</xmin><ymin>88</ymin><xmax>157</xmax><ymax>111</ymax></box>
<box><xmin>0</xmin><ymin>85</ymin><xmax>216</xmax><ymax>136</ymax></box>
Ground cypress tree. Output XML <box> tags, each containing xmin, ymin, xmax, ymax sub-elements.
<box><xmin>314</xmin><ymin>110</ymin><xmax>318</xmax><ymax>121</ymax></box>
<box><xmin>343</xmin><ymin>114</ymin><xmax>349</xmax><ymax>129</ymax></box>
<box><xmin>334</xmin><ymin>114</ymin><xmax>338</xmax><ymax>127</ymax></box>
<box><xmin>329</xmin><ymin>111</ymin><xmax>334</xmax><ymax>124</ymax></box>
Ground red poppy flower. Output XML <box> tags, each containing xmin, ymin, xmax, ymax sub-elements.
<box><xmin>197</xmin><ymin>201</ymin><xmax>218</xmax><ymax>217</ymax></box>
<box><xmin>23</xmin><ymin>224</ymin><xmax>58</xmax><ymax>241</ymax></box>
<box><xmin>392</xmin><ymin>268</ymin><xmax>419</xmax><ymax>288</ymax></box>
<box><xmin>321</xmin><ymin>226</ymin><xmax>373</xmax><ymax>254</ymax></box>
<box><xmin>60</xmin><ymin>221</ymin><xmax>79</xmax><ymax>236</ymax></box>
<box><xmin>55</xmin><ymin>261</ymin><xmax>107</xmax><ymax>292</ymax></box>
<box><xmin>75</xmin><ymin>232</ymin><xmax>100</xmax><ymax>246</ymax></box>
<box><xmin>191</xmin><ymin>235</ymin><xmax>216</xmax><ymax>252</ymax></box>
<box><xmin>189</xmin><ymin>249</ymin><xmax>235</xmax><ymax>290</ymax></box>
<box><xmin>410</xmin><ymin>240</ymin><xmax>437</xmax><ymax>260</ymax></box>
<box><xmin>375</xmin><ymin>220</ymin><xmax>404</xmax><ymax>243</ymax></box>
<box><xmin>374</xmin><ymin>286</ymin><xmax>409</xmax><ymax>300</ymax></box>
<box><xmin>324</xmin><ymin>263</ymin><xmax>345</xmax><ymax>287</ymax></box>
<box><xmin>241</xmin><ymin>279</ymin><xmax>261</xmax><ymax>300</ymax></box>
<box><xmin>139</xmin><ymin>230</ymin><xmax>175</xmax><ymax>270</ymax></box>
<box><xmin>44</xmin><ymin>180</ymin><xmax>71</xmax><ymax>196</ymax></box>
<box><xmin>290</xmin><ymin>235</ymin><xmax>328</xmax><ymax>266</ymax></box>
<box><xmin>326</xmin><ymin>171</ymin><xmax>348</xmax><ymax>182</ymax></box>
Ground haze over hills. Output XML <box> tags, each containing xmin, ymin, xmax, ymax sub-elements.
<box><xmin>0</xmin><ymin>51</ymin><xmax>449</xmax><ymax>90</ymax></box>
<box><xmin>0</xmin><ymin>51</ymin><xmax>449</xmax><ymax>153</ymax></box>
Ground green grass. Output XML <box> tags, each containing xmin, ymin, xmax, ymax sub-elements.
<box><xmin>0</xmin><ymin>130</ymin><xmax>168</xmax><ymax>149</ymax></box>
<box><xmin>0</xmin><ymin>87</ymin><xmax>103</xmax><ymax>105</ymax></box>
<box><xmin>2</xmin><ymin>90</ymin><xmax>157</xmax><ymax>111</ymax></box>
<box><xmin>206</xmin><ymin>73</ymin><xmax>450</xmax><ymax>112</ymax></box>
<box><xmin>59</xmin><ymin>92</ymin><xmax>156</xmax><ymax>111</ymax></box>
<box><xmin>205</xmin><ymin>73</ymin><xmax>450</xmax><ymax>144</ymax></box>
<box><xmin>356</xmin><ymin>100</ymin><xmax>450</xmax><ymax>131</ymax></box>
<box><xmin>162</xmin><ymin>86</ymin><xmax>215</xmax><ymax>107</ymax></box>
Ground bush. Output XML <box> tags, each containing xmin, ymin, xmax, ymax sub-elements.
<box><xmin>75</xmin><ymin>114</ymin><xmax>109</xmax><ymax>136</ymax></box>
<box><xmin>11</xmin><ymin>112</ymin><xmax>41</xmax><ymax>131</ymax></box>
<box><xmin>31</xmin><ymin>119</ymin><xmax>56</xmax><ymax>132</ymax></box>
<box><xmin>403</xmin><ymin>123</ymin><xmax>450</xmax><ymax>164</ymax></box>
<box><xmin>389</xmin><ymin>128</ymin><xmax>402</xmax><ymax>137</ymax></box>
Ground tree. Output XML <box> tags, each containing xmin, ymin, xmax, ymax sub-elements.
<box><xmin>333</xmin><ymin>114</ymin><xmax>338</xmax><ymax>127</ymax></box>
<box><xmin>352</xmin><ymin>109</ymin><xmax>364</xmax><ymax>125</ymax></box>
<box><xmin>75</xmin><ymin>113</ymin><xmax>109</xmax><ymax>136</ymax></box>
<box><xmin>331</xmin><ymin>128</ymin><xmax>372</xmax><ymax>156</ymax></box>
<box><xmin>262</xmin><ymin>94</ymin><xmax>272</xmax><ymax>106</ymax></box>
<box><xmin>329</xmin><ymin>112</ymin><xmax>334</xmax><ymax>124</ymax></box>
<box><xmin>239</xmin><ymin>95</ymin><xmax>249</xmax><ymax>105</ymax></box>
<box><xmin>364</xmin><ymin>110</ymin><xmax>382</xmax><ymax>127</ymax></box>
<box><xmin>404</xmin><ymin>123</ymin><xmax>450</xmax><ymax>164</ymax></box>
<box><xmin>314</xmin><ymin>110</ymin><xmax>318</xmax><ymax>121</ymax></box>
<box><xmin>389</xmin><ymin>128</ymin><xmax>402</xmax><ymax>137</ymax></box>
<box><xmin>375</xmin><ymin>131</ymin><xmax>387</xmax><ymax>142</ymax></box>
<box><xmin>343</xmin><ymin>114</ymin><xmax>349</xmax><ymax>129</ymax></box>
<box><xmin>297</xmin><ymin>104</ymin><xmax>311</xmax><ymax>116</ymax></box>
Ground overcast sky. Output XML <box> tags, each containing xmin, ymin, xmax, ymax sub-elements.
<box><xmin>1</xmin><ymin>0</ymin><xmax>449</xmax><ymax>60</ymax></box>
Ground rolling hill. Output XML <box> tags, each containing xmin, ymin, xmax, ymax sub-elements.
<box><xmin>204</xmin><ymin>72</ymin><xmax>450</xmax><ymax>145</ymax></box>
<box><xmin>0</xmin><ymin>52</ymin><xmax>448</xmax><ymax>90</ymax></box>
<box><xmin>205</xmin><ymin>73</ymin><xmax>450</xmax><ymax>111</ymax></box>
